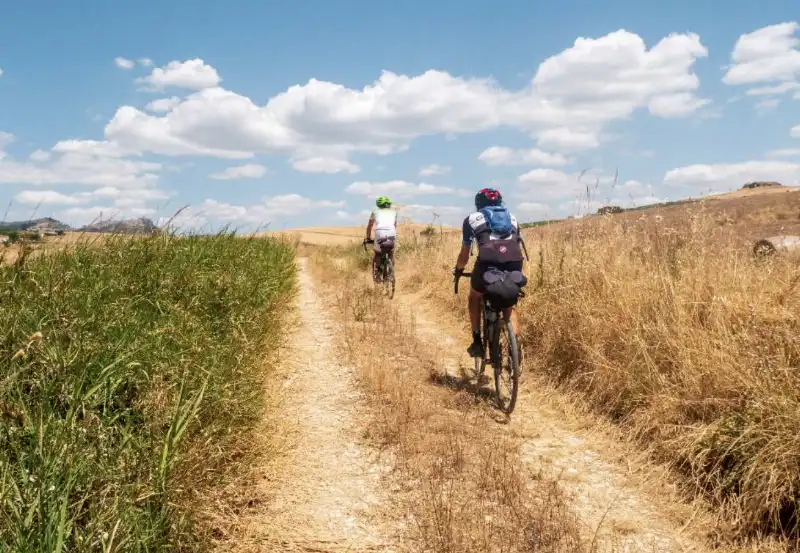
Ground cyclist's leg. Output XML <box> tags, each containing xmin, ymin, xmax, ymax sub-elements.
<box><xmin>371</xmin><ymin>242</ymin><xmax>381</xmax><ymax>276</ymax></box>
<box><xmin>387</xmin><ymin>243</ymin><xmax>396</xmax><ymax>275</ymax></box>
<box><xmin>467</xmin><ymin>265</ymin><xmax>486</xmax><ymax>357</ymax></box>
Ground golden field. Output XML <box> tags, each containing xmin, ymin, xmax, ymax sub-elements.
<box><xmin>373</xmin><ymin>186</ymin><xmax>800</xmax><ymax>542</ymax></box>
<box><xmin>259</xmin><ymin>221</ymin><xmax>459</xmax><ymax>246</ymax></box>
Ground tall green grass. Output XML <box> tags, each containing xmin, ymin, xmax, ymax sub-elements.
<box><xmin>0</xmin><ymin>232</ymin><xmax>295</xmax><ymax>551</ymax></box>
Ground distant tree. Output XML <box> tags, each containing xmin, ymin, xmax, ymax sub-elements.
<box><xmin>742</xmin><ymin>181</ymin><xmax>782</xmax><ymax>190</ymax></box>
<box><xmin>597</xmin><ymin>205</ymin><xmax>623</xmax><ymax>215</ymax></box>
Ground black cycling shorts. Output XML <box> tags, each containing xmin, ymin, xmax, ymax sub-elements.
<box><xmin>470</xmin><ymin>260</ymin><xmax>524</xmax><ymax>293</ymax></box>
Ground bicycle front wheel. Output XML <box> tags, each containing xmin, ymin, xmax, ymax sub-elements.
<box><xmin>494</xmin><ymin>320</ymin><xmax>520</xmax><ymax>414</ymax></box>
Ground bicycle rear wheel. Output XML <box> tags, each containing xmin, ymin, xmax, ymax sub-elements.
<box><xmin>382</xmin><ymin>256</ymin><xmax>395</xmax><ymax>299</ymax></box>
<box><xmin>474</xmin><ymin>310</ymin><xmax>490</xmax><ymax>377</ymax></box>
<box><xmin>494</xmin><ymin>320</ymin><xmax>520</xmax><ymax>414</ymax></box>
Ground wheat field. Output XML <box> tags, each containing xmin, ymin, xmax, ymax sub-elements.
<box><xmin>384</xmin><ymin>191</ymin><xmax>800</xmax><ymax>543</ymax></box>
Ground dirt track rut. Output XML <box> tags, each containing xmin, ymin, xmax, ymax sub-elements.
<box><xmin>390</xmin><ymin>286</ymin><xmax>709</xmax><ymax>553</ymax></box>
<box><xmin>257</xmin><ymin>259</ymin><xmax>396</xmax><ymax>552</ymax></box>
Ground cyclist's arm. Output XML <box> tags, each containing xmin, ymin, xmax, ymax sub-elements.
<box><xmin>455</xmin><ymin>245</ymin><xmax>470</xmax><ymax>271</ymax></box>
<box><xmin>455</xmin><ymin>216</ymin><xmax>473</xmax><ymax>271</ymax></box>
<box><xmin>365</xmin><ymin>214</ymin><xmax>375</xmax><ymax>240</ymax></box>
<box><xmin>510</xmin><ymin>212</ymin><xmax>522</xmax><ymax>243</ymax></box>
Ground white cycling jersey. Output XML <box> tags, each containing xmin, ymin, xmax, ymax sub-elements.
<box><xmin>371</xmin><ymin>208</ymin><xmax>397</xmax><ymax>236</ymax></box>
<box><xmin>370</xmin><ymin>207</ymin><xmax>398</xmax><ymax>253</ymax></box>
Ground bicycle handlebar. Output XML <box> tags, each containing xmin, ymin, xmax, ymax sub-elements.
<box><xmin>362</xmin><ymin>238</ymin><xmax>374</xmax><ymax>252</ymax></box>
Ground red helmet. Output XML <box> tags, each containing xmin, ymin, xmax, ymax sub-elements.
<box><xmin>475</xmin><ymin>188</ymin><xmax>503</xmax><ymax>210</ymax></box>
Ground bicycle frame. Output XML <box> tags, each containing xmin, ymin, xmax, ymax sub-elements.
<box><xmin>363</xmin><ymin>238</ymin><xmax>396</xmax><ymax>298</ymax></box>
<box><xmin>362</xmin><ymin>239</ymin><xmax>390</xmax><ymax>271</ymax></box>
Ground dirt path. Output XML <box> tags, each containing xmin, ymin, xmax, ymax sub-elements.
<box><xmin>390</xmin><ymin>285</ymin><xmax>710</xmax><ymax>553</ymax></box>
<box><xmin>253</xmin><ymin>259</ymin><xmax>397</xmax><ymax>552</ymax></box>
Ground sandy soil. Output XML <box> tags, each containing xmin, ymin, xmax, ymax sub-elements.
<box><xmin>248</xmin><ymin>259</ymin><xmax>399</xmax><ymax>552</ymax></box>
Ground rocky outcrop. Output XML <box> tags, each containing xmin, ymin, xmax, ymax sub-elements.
<box><xmin>79</xmin><ymin>217</ymin><xmax>158</xmax><ymax>234</ymax></box>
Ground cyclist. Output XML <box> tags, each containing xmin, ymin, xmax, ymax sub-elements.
<box><xmin>453</xmin><ymin>188</ymin><xmax>526</xmax><ymax>358</ymax></box>
<box><xmin>365</xmin><ymin>196</ymin><xmax>398</xmax><ymax>280</ymax></box>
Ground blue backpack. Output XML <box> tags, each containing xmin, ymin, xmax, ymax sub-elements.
<box><xmin>479</xmin><ymin>206</ymin><xmax>514</xmax><ymax>236</ymax></box>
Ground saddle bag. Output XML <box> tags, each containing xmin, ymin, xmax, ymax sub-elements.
<box><xmin>483</xmin><ymin>268</ymin><xmax>527</xmax><ymax>310</ymax></box>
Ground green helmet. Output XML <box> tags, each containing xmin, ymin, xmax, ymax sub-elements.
<box><xmin>375</xmin><ymin>196</ymin><xmax>392</xmax><ymax>208</ymax></box>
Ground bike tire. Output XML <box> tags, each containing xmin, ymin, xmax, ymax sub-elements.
<box><xmin>474</xmin><ymin>310</ymin><xmax>490</xmax><ymax>376</ymax></box>
<box><xmin>383</xmin><ymin>257</ymin><xmax>395</xmax><ymax>299</ymax></box>
<box><xmin>494</xmin><ymin>320</ymin><xmax>520</xmax><ymax>414</ymax></box>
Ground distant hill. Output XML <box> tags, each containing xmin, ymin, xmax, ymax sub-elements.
<box><xmin>79</xmin><ymin>217</ymin><xmax>158</xmax><ymax>234</ymax></box>
<box><xmin>0</xmin><ymin>217</ymin><xmax>71</xmax><ymax>232</ymax></box>
<box><xmin>0</xmin><ymin>216</ymin><xmax>160</xmax><ymax>235</ymax></box>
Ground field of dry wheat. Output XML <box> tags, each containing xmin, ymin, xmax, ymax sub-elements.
<box><xmin>387</xmin><ymin>196</ymin><xmax>800</xmax><ymax>544</ymax></box>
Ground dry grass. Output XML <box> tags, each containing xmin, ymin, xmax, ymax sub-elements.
<box><xmin>371</xmin><ymin>196</ymin><xmax>800</xmax><ymax>547</ymax></box>
<box><xmin>709</xmin><ymin>185</ymin><xmax>800</xmax><ymax>201</ymax></box>
<box><xmin>308</xmin><ymin>251</ymin><xmax>586</xmax><ymax>553</ymax></box>
<box><xmin>260</xmin><ymin>222</ymin><xmax>458</xmax><ymax>246</ymax></box>
<box><xmin>0</xmin><ymin>231</ymin><xmax>113</xmax><ymax>265</ymax></box>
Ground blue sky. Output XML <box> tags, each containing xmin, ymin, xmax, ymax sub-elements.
<box><xmin>1</xmin><ymin>0</ymin><xmax>799</xmax><ymax>231</ymax></box>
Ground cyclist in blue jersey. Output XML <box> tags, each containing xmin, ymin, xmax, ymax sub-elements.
<box><xmin>453</xmin><ymin>188</ymin><xmax>526</xmax><ymax>358</ymax></box>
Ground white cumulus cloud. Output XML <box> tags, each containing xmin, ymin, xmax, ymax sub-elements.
<box><xmin>14</xmin><ymin>187</ymin><xmax>170</xmax><ymax>212</ymax></box>
<box><xmin>145</xmin><ymin>97</ymin><xmax>182</xmax><ymax>113</ymax></box>
<box><xmin>160</xmin><ymin>194</ymin><xmax>345</xmax><ymax>230</ymax></box>
<box><xmin>767</xmin><ymin>148</ymin><xmax>800</xmax><ymax>158</ymax></box>
<box><xmin>478</xmin><ymin>146</ymin><xmax>571</xmax><ymax>166</ymax></box>
<box><xmin>28</xmin><ymin>149</ymin><xmax>51</xmax><ymax>162</ymax></box>
<box><xmin>114</xmin><ymin>57</ymin><xmax>135</xmax><ymax>70</ymax></box>
<box><xmin>209</xmin><ymin>163</ymin><xmax>267</xmax><ymax>180</ymax></box>
<box><xmin>15</xmin><ymin>190</ymin><xmax>86</xmax><ymax>205</ymax></box>
<box><xmin>345</xmin><ymin>180</ymin><xmax>468</xmax><ymax>198</ymax></box>
<box><xmin>94</xmin><ymin>30</ymin><xmax>708</xmax><ymax>166</ymax></box>
<box><xmin>0</xmin><ymin>133</ymin><xmax>163</xmax><ymax>191</ymax></box>
<box><xmin>663</xmin><ymin>161</ymin><xmax>800</xmax><ymax>191</ymax></box>
<box><xmin>516</xmin><ymin>202</ymin><xmax>551</xmax><ymax>217</ymax></box>
<box><xmin>136</xmin><ymin>58</ymin><xmax>221</xmax><ymax>91</ymax></box>
<box><xmin>398</xmin><ymin>203</ymin><xmax>465</xmax><ymax>226</ymax></box>
<box><xmin>419</xmin><ymin>164</ymin><xmax>451</xmax><ymax>176</ymax></box>
<box><xmin>723</xmin><ymin>22</ymin><xmax>800</xmax><ymax>103</ymax></box>
<box><xmin>291</xmin><ymin>156</ymin><xmax>360</xmax><ymax>174</ymax></box>
<box><xmin>517</xmin><ymin>167</ymin><xmax>618</xmax><ymax>202</ymax></box>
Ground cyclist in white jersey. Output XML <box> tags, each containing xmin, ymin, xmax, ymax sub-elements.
<box><xmin>365</xmin><ymin>196</ymin><xmax>398</xmax><ymax>279</ymax></box>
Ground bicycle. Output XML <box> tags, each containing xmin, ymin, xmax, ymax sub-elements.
<box><xmin>454</xmin><ymin>270</ymin><xmax>524</xmax><ymax>415</ymax></box>
<box><xmin>363</xmin><ymin>238</ymin><xmax>395</xmax><ymax>299</ymax></box>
